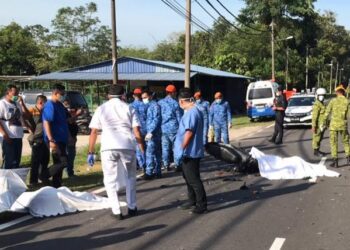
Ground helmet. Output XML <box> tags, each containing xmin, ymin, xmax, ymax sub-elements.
<box><xmin>316</xmin><ymin>88</ymin><xmax>326</xmax><ymax>96</ymax></box>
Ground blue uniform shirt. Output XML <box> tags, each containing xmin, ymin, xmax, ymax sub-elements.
<box><xmin>196</xmin><ymin>99</ymin><xmax>210</xmax><ymax>124</ymax></box>
<box><xmin>158</xmin><ymin>96</ymin><xmax>182</xmax><ymax>134</ymax></box>
<box><xmin>209</xmin><ymin>100</ymin><xmax>232</xmax><ymax>126</ymax></box>
<box><xmin>131</xmin><ymin>99</ymin><xmax>149</xmax><ymax>135</ymax></box>
<box><xmin>42</xmin><ymin>100</ymin><xmax>69</xmax><ymax>144</ymax></box>
<box><xmin>146</xmin><ymin>100</ymin><xmax>161</xmax><ymax>135</ymax></box>
<box><xmin>174</xmin><ymin>106</ymin><xmax>204</xmax><ymax>159</ymax></box>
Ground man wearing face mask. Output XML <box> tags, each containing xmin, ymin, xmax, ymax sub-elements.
<box><xmin>131</xmin><ymin>88</ymin><xmax>149</xmax><ymax>171</ymax></box>
<box><xmin>209</xmin><ymin>92</ymin><xmax>232</xmax><ymax>144</ymax></box>
<box><xmin>312</xmin><ymin>88</ymin><xmax>327</xmax><ymax>157</ymax></box>
<box><xmin>175</xmin><ymin>88</ymin><xmax>207</xmax><ymax>214</ymax></box>
<box><xmin>42</xmin><ymin>84</ymin><xmax>69</xmax><ymax>188</ymax></box>
<box><xmin>0</xmin><ymin>85</ymin><xmax>31</xmax><ymax>169</ymax></box>
<box><xmin>269</xmin><ymin>86</ymin><xmax>287</xmax><ymax>145</ymax></box>
<box><xmin>142</xmin><ymin>90</ymin><xmax>162</xmax><ymax>179</ymax></box>
<box><xmin>194</xmin><ymin>91</ymin><xmax>210</xmax><ymax>145</ymax></box>
<box><xmin>158</xmin><ymin>84</ymin><xmax>182</xmax><ymax>172</ymax></box>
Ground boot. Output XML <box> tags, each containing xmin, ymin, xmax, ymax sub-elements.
<box><xmin>347</xmin><ymin>156</ymin><xmax>350</xmax><ymax>165</ymax></box>
<box><xmin>314</xmin><ymin>149</ymin><xmax>325</xmax><ymax>157</ymax></box>
<box><xmin>330</xmin><ymin>158</ymin><xmax>338</xmax><ymax>168</ymax></box>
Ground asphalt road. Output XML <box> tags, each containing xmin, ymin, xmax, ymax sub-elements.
<box><xmin>2</xmin><ymin>125</ymin><xmax>350</xmax><ymax>250</ymax></box>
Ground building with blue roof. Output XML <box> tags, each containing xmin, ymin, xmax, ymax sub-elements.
<box><xmin>33</xmin><ymin>56</ymin><xmax>253</xmax><ymax>113</ymax></box>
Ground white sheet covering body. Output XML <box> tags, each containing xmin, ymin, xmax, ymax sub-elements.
<box><xmin>250</xmin><ymin>147</ymin><xmax>340</xmax><ymax>180</ymax></box>
<box><xmin>10</xmin><ymin>187</ymin><xmax>110</xmax><ymax>217</ymax></box>
<box><xmin>0</xmin><ymin>168</ymin><xmax>29</xmax><ymax>213</ymax></box>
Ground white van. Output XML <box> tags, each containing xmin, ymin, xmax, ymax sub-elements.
<box><xmin>246</xmin><ymin>80</ymin><xmax>279</xmax><ymax>120</ymax></box>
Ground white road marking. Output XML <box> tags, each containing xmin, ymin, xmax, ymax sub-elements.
<box><xmin>269</xmin><ymin>237</ymin><xmax>286</xmax><ymax>250</ymax></box>
<box><xmin>0</xmin><ymin>215</ymin><xmax>32</xmax><ymax>231</ymax></box>
<box><xmin>267</xmin><ymin>124</ymin><xmax>274</xmax><ymax>128</ymax></box>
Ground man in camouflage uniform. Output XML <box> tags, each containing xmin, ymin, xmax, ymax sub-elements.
<box><xmin>321</xmin><ymin>85</ymin><xmax>350</xmax><ymax>168</ymax></box>
<box><xmin>312</xmin><ymin>88</ymin><xmax>327</xmax><ymax>157</ymax></box>
<box><xmin>209</xmin><ymin>92</ymin><xmax>232</xmax><ymax>144</ymax></box>
<box><xmin>158</xmin><ymin>85</ymin><xmax>182</xmax><ymax>171</ymax></box>
<box><xmin>131</xmin><ymin>88</ymin><xmax>149</xmax><ymax>170</ymax></box>
<box><xmin>194</xmin><ymin>91</ymin><xmax>210</xmax><ymax>145</ymax></box>
<box><xmin>142</xmin><ymin>90</ymin><xmax>162</xmax><ymax>179</ymax></box>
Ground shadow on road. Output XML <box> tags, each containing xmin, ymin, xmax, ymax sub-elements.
<box><xmin>1</xmin><ymin>224</ymin><xmax>166</xmax><ymax>250</ymax></box>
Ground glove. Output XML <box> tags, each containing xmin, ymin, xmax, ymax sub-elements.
<box><xmin>319</xmin><ymin>124</ymin><xmax>326</xmax><ymax>133</ymax></box>
<box><xmin>87</xmin><ymin>153</ymin><xmax>95</xmax><ymax>167</ymax></box>
<box><xmin>145</xmin><ymin>133</ymin><xmax>153</xmax><ymax>141</ymax></box>
<box><xmin>228</xmin><ymin>123</ymin><xmax>232</xmax><ymax>129</ymax></box>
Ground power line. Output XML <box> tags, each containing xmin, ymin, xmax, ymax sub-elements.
<box><xmin>194</xmin><ymin>0</ymin><xmax>217</xmax><ymax>21</ymax></box>
<box><xmin>172</xmin><ymin>0</ymin><xmax>211</xmax><ymax>31</ymax></box>
<box><xmin>161</xmin><ymin>0</ymin><xmax>212</xmax><ymax>34</ymax></box>
<box><xmin>205</xmin><ymin>0</ymin><xmax>263</xmax><ymax>36</ymax></box>
<box><xmin>215</xmin><ymin>0</ymin><xmax>268</xmax><ymax>32</ymax></box>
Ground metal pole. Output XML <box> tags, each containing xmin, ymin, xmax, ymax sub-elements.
<box><xmin>317</xmin><ymin>71</ymin><xmax>320</xmax><ymax>88</ymax></box>
<box><xmin>330</xmin><ymin>60</ymin><xmax>333</xmax><ymax>93</ymax></box>
<box><xmin>335</xmin><ymin>62</ymin><xmax>339</xmax><ymax>90</ymax></box>
<box><xmin>270</xmin><ymin>21</ymin><xmax>275</xmax><ymax>81</ymax></box>
<box><xmin>305</xmin><ymin>46</ymin><xmax>309</xmax><ymax>91</ymax></box>
<box><xmin>111</xmin><ymin>0</ymin><xmax>118</xmax><ymax>84</ymax></box>
<box><xmin>184</xmin><ymin>0</ymin><xmax>191</xmax><ymax>88</ymax></box>
<box><xmin>285</xmin><ymin>46</ymin><xmax>289</xmax><ymax>90</ymax></box>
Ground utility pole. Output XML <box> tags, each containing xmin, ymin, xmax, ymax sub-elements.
<box><xmin>184</xmin><ymin>0</ymin><xmax>191</xmax><ymax>88</ymax></box>
<box><xmin>334</xmin><ymin>61</ymin><xmax>339</xmax><ymax>90</ymax></box>
<box><xmin>285</xmin><ymin>47</ymin><xmax>289</xmax><ymax>90</ymax></box>
<box><xmin>111</xmin><ymin>0</ymin><xmax>118</xmax><ymax>84</ymax></box>
<box><xmin>305</xmin><ymin>46</ymin><xmax>309</xmax><ymax>91</ymax></box>
<box><xmin>270</xmin><ymin>20</ymin><xmax>275</xmax><ymax>81</ymax></box>
<box><xmin>329</xmin><ymin>60</ymin><xmax>333</xmax><ymax>93</ymax></box>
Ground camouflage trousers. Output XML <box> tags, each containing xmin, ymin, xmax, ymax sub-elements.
<box><xmin>312</xmin><ymin>128</ymin><xmax>324</xmax><ymax>150</ymax></box>
<box><xmin>329</xmin><ymin>130</ymin><xmax>350</xmax><ymax>158</ymax></box>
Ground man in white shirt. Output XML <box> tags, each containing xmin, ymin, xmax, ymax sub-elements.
<box><xmin>88</xmin><ymin>85</ymin><xmax>144</xmax><ymax>220</ymax></box>
<box><xmin>0</xmin><ymin>85</ymin><xmax>30</xmax><ymax>169</ymax></box>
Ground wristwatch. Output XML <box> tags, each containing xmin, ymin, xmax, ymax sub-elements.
<box><xmin>49</xmin><ymin>139</ymin><xmax>56</xmax><ymax>143</ymax></box>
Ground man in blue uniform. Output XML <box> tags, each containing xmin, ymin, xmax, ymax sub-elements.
<box><xmin>194</xmin><ymin>91</ymin><xmax>210</xmax><ymax>145</ymax></box>
<box><xmin>142</xmin><ymin>90</ymin><xmax>162</xmax><ymax>179</ymax></box>
<box><xmin>174</xmin><ymin>88</ymin><xmax>207</xmax><ymax>214</ymax></box>
<box><xmin>131</xmin><ymin>88</ymin><xmax>148</xmax><ymax>170</ymax></box>
<box><xmin>158</xmin><ymin>84</ymin><xmax>182</xmax><ymax>171</ymax></box>
<box><xmin>209</xmin><ymin>92</ymin><xmax>232</xmax><ymax>144</ymax></box>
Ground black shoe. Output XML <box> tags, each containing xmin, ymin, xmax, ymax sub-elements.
<box><xmin>179</xmin><ymin>202</ymin><xmax>196</xmax><ymax>210</ymax></box>
<box><xmin>143</xmin><ymin>174</ymin><xmax>154</xmax><ymax>180</ymax></box>
<box><xmin>330</xmin><ymin>158</ymin><xmax>338</xmax><ymax>168</ymax></box>
<box><xmin>275</xmin><ymin>141</ymin><xmax>283</xmax><ymax>145</ymax></box>
<box><xmin>268</xmin><ymin>138</ymin><xmax>275</xmax><ymax>143</ymax></box>
<box><xmin>128</xmin><ymin>207</ymin><xmax>138</xmax><ymax>217</ymax></box>
<box><xmin>155</xmin><ymin>173</ymin><xmax>162</xmax><ymax>179</ymax></box>
<box><xmin>190</xmin><ymin>206</ymin><xmax>208</xmax><ymax>214</ymax></box>
<box><xmin>347</xmin><ymin>157</ymin><xmax>350</xmax><ymax>165</ymax></box>
<box><xmin>314</xmin><ymin>149</ymin><xmax>325</xmax><ymax>157</ymax></box>
<box><xmin>175</xmin><ymin>166</ymin><xmax>183</xmax><ymax>172</ymax></box>
<box><xmin>166</xmin><ymin>166</ymin><xmax>171</xmax><ymax>172</ymax></box>
<box><xmin>111</xmin><ymin>213</ymin><xmax>124</xmax><ymax>220</ymax></box>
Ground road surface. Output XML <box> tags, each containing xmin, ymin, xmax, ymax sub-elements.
<box><xmin>1</xmin><ymin>125</ymin><xmax>350</xmax><ymax>250</ymax></box>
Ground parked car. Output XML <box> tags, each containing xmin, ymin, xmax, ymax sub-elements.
<box><xmin>21</xmin><ymin>90</ymin><xmax>91</xmax><ymax>134</ymax></box>
<box><xmin>284</xmin><ymin>94</ymin><xmax>315</xmax><ymax>127</ymax></box>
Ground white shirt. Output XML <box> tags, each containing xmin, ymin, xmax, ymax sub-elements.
<box><xmin>89</xmin><ymin>98</ymin><xmax>140</xmax><ymax>151</ymax></box>
<box><xmin>0</xmin><ymin>99</ymin><xmax>23</xmax><ymax>139</ymax></box>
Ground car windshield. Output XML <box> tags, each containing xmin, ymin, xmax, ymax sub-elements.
<box><xmin>67</xmin><ymin>92</ymin><xmax>87</xmax><ymax>107</ymax></box>
<box><xmin>288</xmin><ymin>97</ymin><xmax>314</xmax><ymax>107</ymax></box>
<box><xmin>24</xmin><ymin>94</ymin><xmax>38</xmax><ymax>105</ymax></box>
<box><xmin>248</xmin><ymin>88</ymin><xmax>273</xmax><ymax>99</ymax></box>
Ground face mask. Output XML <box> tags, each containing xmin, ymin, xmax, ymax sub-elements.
<box><xmin>196</xmin><ymin>100</ymin><xmax>201</xmax><ymax>104</ymax></box>
<box><xmin>59</xmin><ymin>95</ymin><xmax>65</xmax><ymax>102</ymax></box>
<box><xmin>11</xmin><ymin>96</ymin><xmax>19</xmax><ymax>102</ymax></box>
<box><xmin>216</xmin><ymin>99</ymin><xmax>222</xmax><ymax>104</ymax></box>
<box><xmin>143</xmin><ymin>98</ymin><xmax>149</xmax><ymax>104</ymax></box>
<box><xmin>276</xmin><ymin>92</ymin><xmax>281</xmax><ymax>96</ymax></box>
<box><xmin>318</xmin><ymin>95</ymin><xmax>325</xmax><ymax>102</ymax></box>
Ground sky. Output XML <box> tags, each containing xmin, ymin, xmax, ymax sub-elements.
<box><xmin>0</xmin><ymin>0</ymin><xmax>350</xmax><ymax>49</ymax></box>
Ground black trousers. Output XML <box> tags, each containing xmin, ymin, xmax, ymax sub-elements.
<box><xmin>271</xmin><ymin>111</ymin><xmax>284</xmax><ymax>143</ymax></box>
<box><xmin>30</xmin><ymin>142</ymin><xmax>50</xmax><ymax>184</ymax></box>
<box><xmin>49</xmin><ymin>143</ymin><xmax>68</xmax><ymax>188</ymax></box>
<box><xmin>182</xmin><ymin>157</ymin><xmax>207</xmax><ymax>208</ymax></box>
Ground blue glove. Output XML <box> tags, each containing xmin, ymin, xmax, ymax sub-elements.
<box><xmin>87</xmin><ymin>153</ymin><xmax>95</xmax><ymax>167</ymax></box>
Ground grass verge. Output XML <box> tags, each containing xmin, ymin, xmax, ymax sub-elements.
<box><xmin>232</xmin><ymin>115</ymin><xmax>273</xmax><ymax>128</ymax></box>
